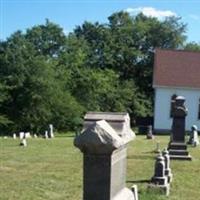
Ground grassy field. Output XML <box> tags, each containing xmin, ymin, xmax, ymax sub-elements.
<box><xmin>0</xmin><ymin>134</ymin><xmax>200</xmax><ymax>200</ymax></box>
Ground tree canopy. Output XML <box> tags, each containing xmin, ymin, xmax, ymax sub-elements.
<box><xmin>1</xmin><ymin>11</ymin><xmax>195</xmax><ymax>134</ymax></box>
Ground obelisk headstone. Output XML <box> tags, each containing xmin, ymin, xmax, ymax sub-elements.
<box><xmin>168</xmin><ymin>96</ymin><xmax>192</xmax><ymax>160</ymax></box>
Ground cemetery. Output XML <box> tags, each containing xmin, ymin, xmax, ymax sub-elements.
<box><xmin>1</xmin><ymin>130</ymin><xmax>200</xmax><ymax>200</ymax></box>
<box><xmin>1</xmin><ymin>110</ymin><xmax>200</xmax><ymax>200</ymax></box>
<box><xmin>1</xmin><ymin>2</ymin><xmax>200</xmax><ymax>200</ymax></box>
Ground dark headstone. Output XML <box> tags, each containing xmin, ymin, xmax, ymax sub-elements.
<box><xmin>168</xmin><ymin>96</ymin><xmax>192</xmax><ymax>160</ymax></box>
<box><xmin>150</xmin><ymin>153</ymin><xmax>169</xmax><ymax>196</ymax></box>
<box><xmin>146</xmin><ymin>125</ymin><xmax>154</xmax><ymax>139</ymax></box>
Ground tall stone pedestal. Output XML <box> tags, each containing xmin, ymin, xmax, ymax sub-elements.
<box><xmin>74</xmin><ymin>119</ymin><xmax>136</xmax><ymax>200</ymax></box>
<box><xmin>83</xmin><ymin>147</ymin><xmax>134</xmax><ymax>200</ymax></box>
<box><xmin>168</xmin><ymin>96</ymin><xmax>192</xmax><ymax>160</ymax></box>
<box><xmin>168</xmin><ymin>142</ymin><xmax>192</xmax><ymax>160</ymax></box>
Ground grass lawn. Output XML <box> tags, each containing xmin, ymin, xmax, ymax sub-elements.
<box><xmin>0</xmin><ymin>134</ymin><xmax>200</xmax><ymax>200</ymax></box>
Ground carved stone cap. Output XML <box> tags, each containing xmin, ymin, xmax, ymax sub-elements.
<box><xmin>74</xmin><ymin>120</ymin><xmax>124</xmax><ymax>154</ymax></box>
<box><xmin>191</xmin><ymin>125</ymin><xmax>198</xmax><ymax>131</ymax></box>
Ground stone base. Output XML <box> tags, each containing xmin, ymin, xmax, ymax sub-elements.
<box><xmin>168</xmin><ymin>142</ymin><xmax>192</xmax><ymax>160</ymax></box>
<box><xmin>112</xmin><ymin>187</ymin><xmax>137</xmax><ymax>200</ymax></box>
<box><xmin>151</xmin><ymin>176</ymin><xmax>168</xmax><ymax>185</ymax></box>
<box><xmin>148</xmin><ymin>183</ymin><xmax>170</xmax><ymax>196</ymax></box>
<box><xmin>165</xmin><ymin>170</ymin><xmax>173</xmax><ymax>183</ymax></box>
<box><xmin>169</xmin><ymin>155</ymin><xmax>192</xmax><ymax>160</ymax></box>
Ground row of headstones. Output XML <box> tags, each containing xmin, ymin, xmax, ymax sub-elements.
<box><xmin>146</xmin><ymin>125</ymin><xmax>199</xmax><ymax>147</ymax></box>
<box><xmin>12</xmin><ymin>124</ymin><xmax>54</xmax><ymax>140</ymax></box>
<box><xmin>150</xmin><ymin>149</ymin><xmax>173</xmax><ymax>196</ymax></box>
<box><xmin>74</xmin><ymin>97</ymin><xmax>198</xmax><ymax>199</ymax></box>
<box><xmin>74</xmin><ymin>115</ymin><xmax>173</xmax><ymax>199</ymax></box>
<box><xmin>17</xmin><ymin>125</ymin><xmax>54</xmax><ymax>147</ymax></box>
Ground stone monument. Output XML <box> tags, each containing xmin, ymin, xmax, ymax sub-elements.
<box><xmin>44</xmin><ymin>130</ymin><xmax>48</xmax><ymax>139</ymax></box>
<box><xmin>168</xmin><ymin>96</ymin><xmax>192</xmax><ymax>160</ymax></box>
<box><xmin>82</xmin><ymin>112</ymin><xmax>135</xmax><ymax>140</ymax></box>
<box><xmin>49</xmin><ymin>124</ymin><xmax>54</xmax><ymax>138</ymax></box>
<box><xmin>19</xmin><ymin>132</ymin><xmax>25</xmax><ymax>140</ymax></box>
<box><xmin>13</xmin><ymin>133</ymin><xmax>16</xmax><ymax>139</ymax></box>
<box><xmin>74</xmin><ymin>118</ymin><xmax>137</xmax><ymax>200</ymax></box>
<box><xmin>20</xmin><ymin>134</ymin><xmax>27</xmax><ymax>147</ymax></box>
<box><xmin>25</xmin><ymin>132</ymin><xmax>31</xmax><ymax>138</ymax></box>
<box><xmin>146</xmin><ymin>125</ymin><xmax>154</xmax><ymax>139</ymax></box>
<box><xmin>188</xmin><ymin>125</ymin><xmax>199</xmax><ymax>147</ymax></box>
<box><xmin>162</xmin><ymin>149</ymin><xmax>173</xmax><ymax>183</ymax></box>
<box><xmin>150</xmin><ymin>153</ymin><xmax>169</xmax><ymax>196</ymax></box>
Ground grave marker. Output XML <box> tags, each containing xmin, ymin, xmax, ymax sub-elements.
<box><xmin>74</xmin><ymin>115</ymin><xmax>137</xmax><ymax>200</ymax></box>
<box><xmin>188</xmin><ymin>125</ymin><xmax>199</xmax><ymax>147</ymax></box>
<box><xmin>150</xmin><ymin>153</ymin><xmax>170</xmax><ymax>196</ymax></box>
<box><xmin>168</xmin><ymin>96</ymin><xmax>192</xmax><ymax>160</ymax></box>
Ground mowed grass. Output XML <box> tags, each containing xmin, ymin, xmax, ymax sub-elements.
<box><xmin>0</xmin><ymin>134</ymin><xmax>200</xmax><ymax>200</ymax></box>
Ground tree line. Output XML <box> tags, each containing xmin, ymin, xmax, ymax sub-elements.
<box><xmin>0</xmin><ymin>12</ymin><xmax>199</xmax><ymax>134</ymax></box>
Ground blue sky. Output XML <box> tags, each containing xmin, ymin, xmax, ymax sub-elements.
<box><xmin>1</xmin><ymin>0</ymin><xmax>200</xmax><ymax>42</ymax></box>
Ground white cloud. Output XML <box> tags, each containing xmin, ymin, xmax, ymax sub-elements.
<box><xmin>125</xmin><ymin>7</ymin><xmax>177</xmax><ymax>20</ymax></box>
<box><xmin>189</xmin><ymin>14</ymin><xmax>200</xmax><ymax>20</ymax></box>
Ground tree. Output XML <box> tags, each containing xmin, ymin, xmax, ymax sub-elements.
<box><xmin>0</xmin><ymin>31</ymin><xmax>83</xmax><ymax>133</ymax></box>
<box><xmin>185</xmin><ymin>42</ymin><xmax>200</xmax><ymax>51</ymax></box>
<box><xmin>0</xmin><ymin>12</ymin><xmax>190</xmax><ymax>134</ymax></box>
<box><xmin>26</xmin><ymin>19</ymin><xmax>66</xmax><ymax>58</ymax></box>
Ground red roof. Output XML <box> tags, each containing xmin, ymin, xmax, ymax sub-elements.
<box><xmin>153</xmin><ymin>49</ymin><xmax>200</xmax><ymax>89</ymax></box>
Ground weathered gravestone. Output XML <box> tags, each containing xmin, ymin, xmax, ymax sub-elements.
<box><xmin>168</xmin><ymin>96</ymin><xmax>192</xmax><ymax>160</ymax></box>
<box><xmin>162</xmin><ymin>149</ymin><xmax>173</xmax><ymax>183</ymax></box>
<box><xmin>150</xmin><ymin>153</ymin><xmax>170</xmax><ymax>196</ymax></box>
<box><xmin>13</xmin><ymin>133</ymin><xmax>16</xmax><ymax>139</ymax></box>
<box><xmin>19</xmin><ymin>132</ymin><xmax>25</xmax><ymax>140</ymax></box>
<box><xmin>188</xmin><ymin>125</ymin><xmax>199</xmax><ymax>147</ymax></box>
<box><xmin>82</xmin><ymin>112</ymin><xmax>135</xmax><ymax>140</ymax></box>
<box><xmin>146</xmin><ymin>125</ymin><xmax>154</xmax><ymax>139</ymax></box>
<box><xmin>44</xmin><ymin>130</ymin><xmax>48</xmax><ymax>139</ymax></box>
<box><xmin>49</xmin><ymin>124</ymin><xmax>54</xmax><ymax>138</ymax></box>
<box><xmin>20</xmin><ymin>134</ymin><xmax>27</xmax><ymax>147</ymax></box>
<box><xmin>25</xmin><ymin>132</ymin><xmax>31</xmax><ymax>138</ymax></box>
<box><xmin>74</xmin><ymin>115</ymin><xmax>137</xmax><ymax>200</ymax></box>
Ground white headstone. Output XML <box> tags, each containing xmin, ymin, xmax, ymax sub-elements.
<box><xmin>19</xmin><ymin>132</ymin><xmax>25</xmax><ymax>139</ymax></box>
<box><xmin>33</xmin><ymin>134</ymin><xmax>38</xmax><ymax>138</ymax></box>
<box><xmin>20</xmin><ymin>138</ymin><xmax>27</xmax><ymax>147</ymax></box>
<box><xmin>25</xmin><ymin>132</ymin><xmax>31</xmax><ymax>138</ymax></box>
<box><xmin>13</xmin><ymin>133</ymin><xmax>16</xmax><ymax>139</ymax></box>
<box><xmin>49</xmin><ymin>124</ymin><xmax>54</xmax><ymax>138</ymax></box>
<box><xmin>45</xmin><ymin>130</ymin><xmax>48</xmax><ymax>139</ymax></box>
<box><xmin>193</xmin><ymin>126</ymin><xmax>199</xmax><ymax>147</ymax></box>
<box><xmin>188</xmin><ymin>125</ymin><xmax>199</xmax><ymax>147</ymax></box>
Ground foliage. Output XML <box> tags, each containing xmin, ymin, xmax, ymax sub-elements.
<box><xmin>0</xmin><ymin>12</ymin><xmax>190</xmax><ymax>133</ymax></box>
<box><xmin>184</xmin><ymin>42</ymin><xmax>200</xmax><ymax>51</ymax></box>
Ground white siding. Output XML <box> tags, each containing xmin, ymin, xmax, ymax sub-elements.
<box><xmin>154</xmin><ymin>87</ymin><xmax>200</xmax><ymax>131</ymax></box>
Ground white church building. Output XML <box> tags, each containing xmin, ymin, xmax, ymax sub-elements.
<box><xmin>153</xmin><ymin>49</ymin><xmax>200</xmax><ymax>132</ymax></box>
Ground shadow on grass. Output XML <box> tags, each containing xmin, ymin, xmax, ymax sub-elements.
<box><xmin>127</xmin><ymin>179</ymin><xmax>151</xmax><ymax>184</ymax></box>
<box><xmin>55</xmin><ymin>134</ymin><xmax>75</xmax><ymax>138</ymax></box>
<box><xmin>127</xmin><ymin>154</ymin><xmax>155</xmax><ymax>160</ymax></box>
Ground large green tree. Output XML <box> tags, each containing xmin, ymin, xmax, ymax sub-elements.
<box><xmin>0</xmin><ymin>12</ymin><xmax>189</xmax><ymax>134</ymax></box>
<box><xmin>0</xmin><ymin>31</ymin><xmax>83</xmax><ymax>134</ymax></box>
